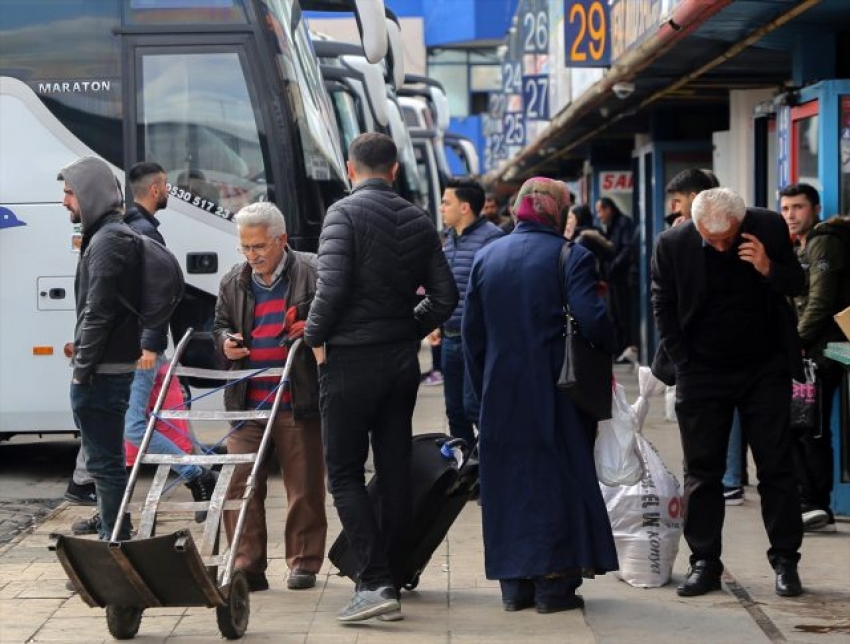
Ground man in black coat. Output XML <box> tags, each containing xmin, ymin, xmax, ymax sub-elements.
<box><xmin>305</xmin><ymin>133</ymin><xmax>458</xmax><ymax>623</ymax></box>
<box><xmin>651</xmin><ymin>187</ymin><xmax>805</xmax><ymax>599</ymax></box>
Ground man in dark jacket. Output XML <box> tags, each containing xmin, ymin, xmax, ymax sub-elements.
<box><xmin>214</xmin><ymin>202</ymin><xmax>327</xmax><ymax>594</ymax></box>
<box><xmin>67</xmin><ymin>162</ymin><xmax>216</xmax><ymax>536</ymax></box>
<box><xmin>652</xmin><ymin>187</ymin><xmax>805</xmax><ymax>599</ymax></box>
<box><xmin>305</xmin><ymin>133</ymin><xmax>458</xmax><ymax>623</ymax></box>
<box><xmin>430</xmin><ymin>178</ymin><xmax>503</xmax><ymax>445</ymax></box>
<box><xmin>123</xmin><ymin>162</ymin><xmax>216</xmax><ymax>517</ymax></box>
<box><xmin>59</xmin><ymin>157</ymin><xmax>141</xmax><ymax>541</ymax></box>
<box><xmin>780</xmin><ymin>183</ymin><xmax>850</xmax><ymax>533</ymax></box>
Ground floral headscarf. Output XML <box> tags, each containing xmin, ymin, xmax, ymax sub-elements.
<box><xmin>512</xmin><ymin>177</ymin><xmax>570</xmax><ymax>233</ymax></box>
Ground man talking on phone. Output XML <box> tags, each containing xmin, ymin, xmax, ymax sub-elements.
<box><xmin>651</xmin><ymin>187</ymin><xmax>805</xmax><ymax>599</ymax></box>
<box><xmin>213</xmin><ymin>202</ymin><xmax>326</xmax><ymax>594</ymax></box>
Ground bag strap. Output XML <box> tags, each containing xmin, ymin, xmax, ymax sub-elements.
<box><xmin>558</xmin><ymin>241</ymin><xmax>574</xmax><ymax>315</ymax></box>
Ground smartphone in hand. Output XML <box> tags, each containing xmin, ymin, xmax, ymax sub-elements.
<box><xmin>225</xmin><ymin>332</ymin><xmax>244</xmax><ymax>348</ymax></box>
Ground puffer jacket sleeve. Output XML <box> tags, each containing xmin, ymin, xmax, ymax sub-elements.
<box><xmin>304</xmin><ymin>205</ymin><xmax>355</xmax><ymax>347</ymax></box>
<box><xmin>414</xmin><ymin>236</ymin><xmax>459</xmax><ymax>337</ymax></box>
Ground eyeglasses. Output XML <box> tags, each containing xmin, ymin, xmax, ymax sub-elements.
<box><xmin>237</xmin><ymin>240</ymin><xmax>276</xmax><ymax>255</ymax></box>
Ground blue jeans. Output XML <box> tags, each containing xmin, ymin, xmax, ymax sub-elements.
<box><xmin>441</xmin><ymin>334</ymin><xmax>479</xmax><ymax>446</ymax></box>
<box><xmin>124</xmin><ymin>354</ymin><xmax>201</xmax><ymax>481</ymax></box>
<box><xmin>71</xmin><ymin>373</ymin><xmax>134</xmax><ymax>540</ymax></box>
<box><xmin>723</xmin><ymin>410</ymin><xmax>742</xmax><ymax>488</ymax></box>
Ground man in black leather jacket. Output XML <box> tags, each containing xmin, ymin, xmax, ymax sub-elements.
<box><xmin>305</xmin><ymin>133</ymin><xmax>457</xmax><ymax>623</ymax></box>
<box><xmin>59</xmin><ymin>156</ymin><xmax>141</xmax><ymax>541</ymax></box>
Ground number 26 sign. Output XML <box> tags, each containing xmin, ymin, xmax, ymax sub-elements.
<box><xmin>564</xmin><ymin>0</ymin><xmax>611</xmax><ymax>67</ymax></box>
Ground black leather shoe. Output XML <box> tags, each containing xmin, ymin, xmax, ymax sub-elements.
<box><xmin>536</xmin><ymin>594</ymin><xmax>585</xmax><ymax>613</ymax></box>
<box><xmin>287</xmin><ymin>568</ymin><xmax>316</xmax><ymax>590</ymax></box>
<box><xmin>774</xmin><ymin>560</ymin><xmax>803</xmax><ymax>597</ymax></box>
<box><xmin>502</xmin><ymin>597</ymin><xmax>534</xmax><ymax>612</ymax></box>
<box><xmin>245</xmin><ymin>571</ymin><xmax>269</xmax><ymax>592</ymax></box>
<box><xmin>676</xmin><ymin>560</ymin><xmax>722</xmax><ymax>597</ymax></box>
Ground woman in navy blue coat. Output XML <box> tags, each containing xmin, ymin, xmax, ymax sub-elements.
<box><xmin>462</xmin><ymin>177</ymin><xmax>618</xmax><ymax>613</ymax></box>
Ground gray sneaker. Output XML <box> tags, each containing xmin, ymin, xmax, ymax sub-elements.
<box><xmin>337</xmin><ymin>586</ymin><xmax>399</xmax><ymax>623</ymax></box>
<box><xmin>376</xmin><ymin>609</ymin><xmax>404</xmax><ymax>622</ymax></box>
<box><xmin>71</xmin><ymin>513</ymin><xmax>101</xmax><ymax>535</ymax></box>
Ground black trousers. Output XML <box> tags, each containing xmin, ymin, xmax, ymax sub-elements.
<box><xmin>675</xmin><ymin>352</ymin><xmax>803</xmax><ymax>567</ymax></box>
<box><xmin>320</xmin><ymin>341</ymin><xmax>420</xmax><ymax>590</ymax></box>
<box><xmin>793</xmin><ymin>364</ymin><xmax>842</xmax><ymax>512</ymax></box>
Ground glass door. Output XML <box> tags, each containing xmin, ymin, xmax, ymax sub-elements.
<box><xmin>790</xmin><ymin>100</ymin><xmax>821</xmax><ymax>191</ymax></box>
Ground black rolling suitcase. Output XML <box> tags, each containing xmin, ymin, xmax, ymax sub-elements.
<box><xmin>328</xmin><ymin>432</ymin><xmax>479</xmax><ymax>590</ymax></box>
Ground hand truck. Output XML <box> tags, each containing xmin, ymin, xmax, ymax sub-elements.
<box><xmin>50</xmin><ymin>329</ymin><xmax>301</xmax><ymax>640</ymax></box>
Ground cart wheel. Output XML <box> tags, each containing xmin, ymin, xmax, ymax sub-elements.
<box><xmin>403</xmin><ymin>573</ymin><xmax>421</xmax><ymax>591</ymax></box>
<box><xmin>106</xmin><ymin>605</ymin><xmax>143</xmax><ymax>640</ymax></box>
<box><xmin>217</xmin><ymin>569</ymin><xmax>250</xmax><ymax>640</ymax></box>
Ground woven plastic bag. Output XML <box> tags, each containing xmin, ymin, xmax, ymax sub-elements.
<box><xmin>594</xmin><ymin>382</ymin><xmax>643</xmax><ymax>487</ymax></box>
<box><xmin>600</xmin><ymin>367</ymin><xmax>684</xmax><ymax>587</ymax></box>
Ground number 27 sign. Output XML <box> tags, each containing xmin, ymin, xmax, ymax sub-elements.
<box><xmin>564</xmin><ymin>0</ymin><xmax>611</xmax><ymax>67</ymax></box>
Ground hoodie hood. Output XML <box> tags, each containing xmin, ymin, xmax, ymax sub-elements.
<box><xmin>58</xmin><ymin>157</ymin><xmax>124</xmax><ymax>232</ymax></box>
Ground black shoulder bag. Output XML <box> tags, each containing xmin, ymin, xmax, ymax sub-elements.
<box><xmin>556</xmin><ymin>242</ymin><xmax>614</xmax><ymax>421</ymax></box>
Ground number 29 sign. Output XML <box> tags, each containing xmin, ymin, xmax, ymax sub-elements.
<box><xmin>564</xmin><ymin>0</ymin><xmax>611</xmax><ymax>67</ymax></box>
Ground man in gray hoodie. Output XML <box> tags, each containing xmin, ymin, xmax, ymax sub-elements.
<box><xmin>59</xmin><ymin>157</ymin><xmax>142</xmax><ymax>541</ymax></box>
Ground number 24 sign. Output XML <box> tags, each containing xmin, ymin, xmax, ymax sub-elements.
<box><xmin>564</xmin><ymin>0</ymin><xmax>611</xmax><ymax>67</ymax></box>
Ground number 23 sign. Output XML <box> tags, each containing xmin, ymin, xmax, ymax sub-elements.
<box><xmin>564</xmin><ymin>0</ymin><xmax>611</xmax><ymax>67</ymax></box>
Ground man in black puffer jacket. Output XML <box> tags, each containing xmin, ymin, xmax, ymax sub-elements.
<box><xmin>305</xmin><ymin>133</ymin><xmax>458</xmax><ymax>623</ymax></box>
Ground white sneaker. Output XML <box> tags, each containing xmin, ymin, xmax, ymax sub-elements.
<box><xmin>802</xmin><ymin>508</ymin><xmax>829</xmax><ymax>531</ymax></box>
<box><xmin>337</xmin><ymin>587</ymin><xmax>399</xmax><ymax>623</ymax></box>
<box><xmin>376</xmin><ymin>609</ymin><xmax>404</xmax><ymax>621</ymax></box>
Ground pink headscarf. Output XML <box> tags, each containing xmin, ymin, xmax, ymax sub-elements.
<box><xmin>512</xmin><ymin>177</ymin><xmax>570</xmax><ymax>232</ymax></box>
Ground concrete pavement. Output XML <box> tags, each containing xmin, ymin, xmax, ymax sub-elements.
<box><xmin>1</xmin><ymin>360</ymin><xmax>848</xmax><ymax>643</ymax></box>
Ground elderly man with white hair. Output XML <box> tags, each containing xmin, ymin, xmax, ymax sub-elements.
<box><xmin>651</xmin><ymin>187</ymin><xmax>806</xmax><ymax>599</ymax></box>
<box><xmin>213</xmin><ymin>202</ymin><xmax>327</xmax><ymax>594</ymax></box>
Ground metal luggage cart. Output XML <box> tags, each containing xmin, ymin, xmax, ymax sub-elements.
<box><xmin>50</xmin><ymin>329</ymin><xmax>301</xmax><ymax>640</ymax></box>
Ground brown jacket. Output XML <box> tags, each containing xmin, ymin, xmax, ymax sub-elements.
<box><xmin>213</xmin><ymin>248</ymin><xmax>319</xmax><ymax>418</ymax></box>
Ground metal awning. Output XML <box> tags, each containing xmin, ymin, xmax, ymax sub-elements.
<box><xmin>489</xmin><ymin>0</ymin><xmax>845</xmax><ymax>185</ymax></box>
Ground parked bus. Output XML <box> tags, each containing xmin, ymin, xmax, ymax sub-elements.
<box><xmin>0</xmin><ymin>0</ymin><xmax>387</xmax><ymax>439</ymax></box>
<box><xmin>314</xmin><ymin>24</ymin><xmax>427</xmax><ymax>216</ymax></box>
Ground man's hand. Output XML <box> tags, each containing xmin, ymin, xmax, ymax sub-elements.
<box><xmin>427</xmin><ymin>328</ymin><xmax>442</xmax><ymax>346</ymax></box>
<box><xmin>224</xmin><ymin>334</ymin><xmax>250</xmax><ymax>361</ymax></box>
<box><xmin>312</xmin><ymin>345</ymin><xmax>326</xmax><ymax>365</ymax></box>
<box><xmin>138</xmin><ymin>348</ymin><xmax>157</xmax><ymax>370</ymax></box>
<box><xmin>284</xmin><ymin>306</ymin><xmax>306</xmax><ymax>341</ymax></box>
<box><xmin>739</xmin><ymin>233</ymin><xmax>770</xmax><ymax>276</ymax></box>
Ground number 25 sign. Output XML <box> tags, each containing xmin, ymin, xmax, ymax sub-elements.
<box><xmin>564</xmin><ymin>0</ymin><xmax>611</xmax><ymax>67</ymax></box>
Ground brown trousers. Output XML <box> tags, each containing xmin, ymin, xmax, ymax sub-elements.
<box><xmin>223</xmin><ymin>412</ymin><xmax>327</xmax><ymax>575</ymax></box>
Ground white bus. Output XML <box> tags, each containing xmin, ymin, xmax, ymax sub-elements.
<box><xmin>0</xmin><ymin>0</ymin><xmax>387</xmax><ymax>440</ymax></box>
<box><xmin>314</xmin><ymin>25</ymin><xmax>428</xmax><ymax>219</ymax></box>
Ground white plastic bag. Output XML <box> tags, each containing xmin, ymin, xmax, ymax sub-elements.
<box><xmin>602</xmin><ymin>436</ymin><xmax>684</xmax><ymax>587</ymax></box>
<box><xmin>632</xmin><ymin>366</ymin><xmax>667</xmax><ymax>428</ymax></box>
<box><xmin>594</xmin><ymin>383</ymin><xmax>643</xmax><ymax>487</ymax></box>
<box><xmin>600</xmin><ymin>366</ymin><xmax>683</xmax><ymax>587</ymax></box>
<box><xmin>664</xmin><ymin>385</ymin><xmax>677</xmax><ymax>422</ymax></box>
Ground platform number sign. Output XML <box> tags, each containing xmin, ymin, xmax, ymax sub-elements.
<box><xmin>523</xmin><ymin>75</ymin><xmax>549</xmax><ymax>120</ymax></box>
<box><xmin>564</xmin><ymin>0</ymin><xmax>611</xmax><ymax>67</ymax></box>
<box><xmin>520</xmin><ymin>0</ymin><xmax>551</xmax><ymax>123</ymax></box>
<box><xmin>522</xmin><ymin>0</ymin><xmax>549</xmax><ymax>54</ymax></box>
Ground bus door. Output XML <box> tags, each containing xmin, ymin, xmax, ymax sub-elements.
<box><xmin>123</xmin><ymin>34</ymin><xmax>282</xmax><ymax>373</ymax></box>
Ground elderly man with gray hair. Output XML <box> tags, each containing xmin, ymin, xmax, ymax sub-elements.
<box><xmin>213</xmin><ymin>202</ymin><xmax>327</xmax><ymax>593</ymax></box>
<box><xmin>651</xmin><ymin>187</ymin><xmax>806</xmax><ymax>599</ymax></box>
